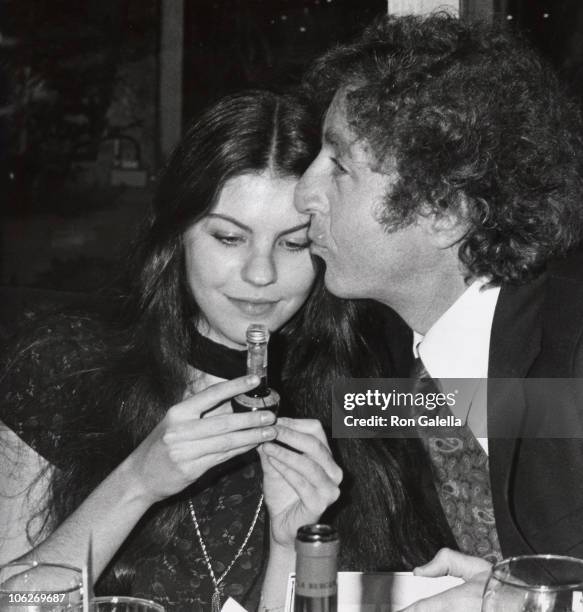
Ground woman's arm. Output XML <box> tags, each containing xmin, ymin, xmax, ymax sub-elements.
<box><xmin>0</xmin><ymin>422</ymin><xmax>53</xmax><ymax>564</ymax></box>
<box><xmin>11</xmin><ymin>444</ymin><xmax>154</xmax><ymax>574</ymax></box>
<box><xmin>258</xmin><ymin>418</ymin><xmax>343</xmax><ymax>611</ymax></box>
<box><xmin>7</xmin><ymin>375</ymin><xmax>277</xmax><ymax>582</ymax></box>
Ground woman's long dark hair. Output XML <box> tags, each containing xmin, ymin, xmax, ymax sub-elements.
<box><xmin>5</xmin><ymin>90</ymin><xmax>446</xmax><ymax>588</ymax></box>
<box><xmin>281</xmin><ymin>284</ymin><xmax>451</xmax><ymax>569</ymax></box>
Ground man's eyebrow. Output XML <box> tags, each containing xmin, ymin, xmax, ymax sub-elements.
<box><xmin>206</xmin><ymin>214</ymin><xmax>309</xmax><ymax>238</ymax></box>
<box><xmin>323</xmin><ymin>128</ymin><xmax>350</xmax><ymax>156</ymax></box>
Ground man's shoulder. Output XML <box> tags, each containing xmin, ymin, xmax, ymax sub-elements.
<box><xmin>497</xmin><ymin>248</ymin><xmax>583</xmax><ymax>307</ymax></box>
<box><xmin>539</xmin><ymin>250</ymin><xmax>583</xmax><ymax>316</ymax></box>
<box><xmin>539</xmin><ymin>250</ymin><xmax>583</xmax><ymax>365</ymax></box>
<box><xmin>490</xmin><ymin>249</ymin><xmax>583</xmax><ymax>377</ymax></box>
<box><xmin>546</xmin><ymin>249</ymin><xmax>583</xmax><ymax>284</ymax></box>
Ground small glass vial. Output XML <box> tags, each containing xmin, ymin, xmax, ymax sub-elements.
<box><xmin>232</xmin><ymin>324</ymin><xmax>280</xmax><ymax>413</ymax></box>
<box><xmin>294</xmin><ymin>524</ymin><xmax>339</xmax><ymax>612</ymax></box>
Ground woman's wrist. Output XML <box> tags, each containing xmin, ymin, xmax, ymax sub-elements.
<box><xmin>269</xmin><ymin>522</ymin><xmax>300</xmax><ymax>552</ymax></box>
<box><xmin>117</xmin><ymin>453</ymin><xmax>159</xmax><ymax>509</ymax></box>
<box><xmin>259</xmin><ymin>538</ymin><xmax>296</xmax><ymax>612</ymax></box>
<box><xmin>258</xmin><ymin>594</ymin><xmax>286</xmax><ymax>612</ymax></box>
<box><xmin>268</xmin><ymin>538</ymin><xmax>296</xmax><ymax>564</ymax></box>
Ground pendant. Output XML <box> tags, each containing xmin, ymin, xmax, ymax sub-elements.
<box><xmin>211</xmin><ymin>587</ymin><xmax>222</xmax><ymax>612</ymax></box>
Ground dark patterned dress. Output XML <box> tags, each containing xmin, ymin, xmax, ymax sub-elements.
<box><xmin>129</xmin><ymin>459</ymin><xmax>266</xmax><ymax>611</ymax></box>
<box><xmin>0</xmin><ymin>311</ymin><xmax>268</xmax><ymax>611</ymax></box>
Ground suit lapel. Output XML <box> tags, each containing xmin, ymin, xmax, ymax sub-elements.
<box><xmin>488</xmin><ymin>274</ymin><xmax>545</xmax><ymax>379</ymax></box>
<box><xmin>488</xmin><ymin>273</ymin><xmax>546</xmax><ymax>555</ymax></box>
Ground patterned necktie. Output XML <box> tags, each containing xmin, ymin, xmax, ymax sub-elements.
<box><xmin>411</xmin><ymin>357</ymin><xmax>502</xmax><ymax>563</ymax></box>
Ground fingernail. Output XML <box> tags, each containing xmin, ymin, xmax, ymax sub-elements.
<box><xmin>260</xmin><ymin>411</ymin><xmax>276</xmax><ymax>424</ymax></box>
<box><xmin>246</xmin><ymin>375</ymin><xmax>260</xmax><ymax>385</ymax></box>
<box><xmin>262</xmin><ymin>427</ymin><xmax>276</xmax><ymax>439</ymax></box>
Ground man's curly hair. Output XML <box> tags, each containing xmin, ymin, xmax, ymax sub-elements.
<box><xmin>304</xmin><ymin>13</ymin><xmax>583</xmax><ymax>284</ymax></box>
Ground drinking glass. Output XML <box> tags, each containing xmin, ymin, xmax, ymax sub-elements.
<box><xmin>0</xmin><ymin>562</ymin><xmax>83</xmax><ymax>611</ymax></box>
<box><xmin>482</xmin><ymin>555</ymin><xmax>583</xmax><ymax>612</ymax></box>
<box><xmin>85</xmin><ymin>597</ymin><xmax>165</xmax><ymax>612</ymax></box>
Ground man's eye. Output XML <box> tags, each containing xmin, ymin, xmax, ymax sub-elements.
<box><xmin>213</xmin><ymin>233</ymin><xmax>245</xmax><ymax>246</ymax></box>
<box><xmin>330</xmin><ymin>157</ymin><xmax>348</xmax><ymax>175</ymax></box>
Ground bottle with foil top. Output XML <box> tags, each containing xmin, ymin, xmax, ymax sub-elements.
<box><xmin>231</xmin><ymin>323</ymin><xmax>280</xmax><ymax>412</ymax></box>
<box><xmin>294</xmin><ymin>524</ymin><xmax>339</xmax><ymax>612</ymax></box>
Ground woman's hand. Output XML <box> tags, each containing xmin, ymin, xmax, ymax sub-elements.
<box><xmin>126</xmin><ymin>375</ymin><xmax>278</xmax><ymax>505</ymax></box>
<box><xmin>258</xmin><ymin>417</ymin><xmax>343</xmax><ymax>549</ymax></box>
<box><xmin>401</xmin><ymin>548</ymin><xmax>492</xmax><ymax>612</ymax></box>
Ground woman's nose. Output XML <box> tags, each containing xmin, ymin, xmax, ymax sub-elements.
<box><xmin>242</xmin><ymin>251</ymin><xmax>277</xmax><ymax>286</ymax></box>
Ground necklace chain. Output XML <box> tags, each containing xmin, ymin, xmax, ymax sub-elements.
<box><xmin>188</xmin><ymin>494</ymin><xmax>264</xmax><ymax>612</ymax></box>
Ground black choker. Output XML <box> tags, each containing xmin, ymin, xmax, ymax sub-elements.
<box><xmin>189</xmin><ymin>329</ymin><xmax>247</xmax><ymax>380</ymax></box>
<box><xmin>188</xmin><ymin>327</ymin><xmax>285</xmax><ymax>389</ymax></box>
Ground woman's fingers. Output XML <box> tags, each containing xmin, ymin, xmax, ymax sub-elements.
<box><xmin>264</xmin><ymin>451</ymin><xmax>340</xmax><ymax>515</ymax></box>
<box><xmin>168</xmin><ymin>426</ymin><xmax>277</xmax><ymax>462</ymax></box>
<box><xmin>257</xmin><ymin>444</ymin><xmax>280</xmax><ymax>477</ymax></box>
<box><xmin>165</xmin><ymin>410</ymin><xmax>277</xmax><ymax>442</ymax></box>
<box><xmin>263</xmin><ymin>441</ymin><xmax>342</xmax><ymax>497</ymax></box>
<box><xmin>273</xmin><ymin>424</ymin><xmax>342</xmax><ymax>484</ymax></box>
<box><xmin>276</xmin><ymin>417</ymin><xmax>329</xmax><ymax>442</ymax></box>
<box><xmin>174</xmin><ymin>375</ymin><xmax>260</xmax><ymax>419</ymax></box>
<box><xmin>264</xmin><ymin>453</ymin><xmax>319</xmax><ymax>505</ymax></box>
<box><xmin>185</xmin><ymin>443</ymin><xmax>259</xmax><ymax>474</ymax></box>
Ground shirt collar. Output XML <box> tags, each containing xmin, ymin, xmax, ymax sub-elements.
<box><xmin>414</xmin><ymin>279</ymin><xmax>501</xmax><ymax>379</ymax></box>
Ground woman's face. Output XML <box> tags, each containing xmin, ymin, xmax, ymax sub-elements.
<box><xmin>184</xmin><ymin>172</ymin><xmax>316</xmax><ymax>349</ymax></box>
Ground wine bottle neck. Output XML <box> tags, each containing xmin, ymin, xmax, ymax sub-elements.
<box><xmin>247</xmin><ymin>376</ymin><xmax>270</xmax><ymax>398</ymax></box>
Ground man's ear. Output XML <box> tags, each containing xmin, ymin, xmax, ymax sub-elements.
<box><xmin>417</xmin><ymin>192</ymin><xmax>470</xmax><ymax>248</ymax></box>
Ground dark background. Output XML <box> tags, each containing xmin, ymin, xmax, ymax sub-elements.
<box><xmin>0</xmin><ymin>0</ymin><xmax>581</xmax><ymax>292</ymax></box>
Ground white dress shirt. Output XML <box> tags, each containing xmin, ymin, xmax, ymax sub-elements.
<box><xmin>413</xmin><ymin>279</ymin><xmax>501</xmax><ymax>453</ymax></box>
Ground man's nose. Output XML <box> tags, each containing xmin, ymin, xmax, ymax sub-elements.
<box><xmin>242</xmin><ymin>251</ymin><xmax>277</xmax><ymax>287</ymax></box>
<box><xmin>295</xmin><ymin>161</ymin><xmax>326</xmax><ymax>215</ymax></box>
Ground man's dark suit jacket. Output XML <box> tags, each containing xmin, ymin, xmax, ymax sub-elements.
<box><xmin>488</xmin><ymin>251</ymin><xmax>583</xmax><ymax>558</ymax></box>
<box><xmin>383</xmin><ymin>250</ymin><xmax>583</xmax><ymax>559</ymax></box>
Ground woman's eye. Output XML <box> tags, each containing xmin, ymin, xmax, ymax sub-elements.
<box><xmin>330</xmin><ymin>157</ymin><xmax>348</xmax><ymax>175</ymax></box>
<box><xmin>212</xmin><ymin>233</ymin><xmax>245</xmax><ymax>246</ymax></box>
<box><xmin>281</xmin><ymin>239</ymin><xmax>310</xmax><ymax>252</ymax></box>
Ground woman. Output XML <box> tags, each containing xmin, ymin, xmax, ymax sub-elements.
<box><xmin>0</xmin><ymin>90</ymin><xmax>448</xmax><ymax>611</ymax></box>
<box><xmin>0</xmin><ymin>90</ymin><xmax>341</xmax><ymax>611</ymax></box>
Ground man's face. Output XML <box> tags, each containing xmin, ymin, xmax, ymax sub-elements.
<box><xmin>295</xmin><ymin>91</ymin><xmax>434</xmax><ymax>308</ymax></box>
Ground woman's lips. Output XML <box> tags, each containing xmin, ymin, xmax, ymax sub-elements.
<box><xmin>228</xmin><ymin>297</ymin><xmax>279</xmax><ymax>316</ymax></box>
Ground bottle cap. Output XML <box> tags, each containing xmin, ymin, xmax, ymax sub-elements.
<box><xmin>246</xmin><ymin>323</ymin><xmax>269</xmax><ymax>344</ymax></box>
<box><xmin>295</xmin><ymin>524</ymin><xmax>340</xmax><ymax>558</ymax></box>
<box><xmin>296</xmin><ymin>524</ymin><xmax>338</xmax><ymax>543</ymax></box>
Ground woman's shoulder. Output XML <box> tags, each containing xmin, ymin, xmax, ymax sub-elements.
<box><xmin>0</xmin><ymin>304</ymin><xmax>115</xmax><ymax>467</ymax></box>
<box><xmin>1</xmin><ymin>305</ymin><xmax>109</xmax><ymax>395</ymax></box>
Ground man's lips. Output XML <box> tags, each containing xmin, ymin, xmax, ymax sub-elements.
<box><xmin>227</xmin><ymin>297</ymin><xmax>279</xmax><ymax>316</ymax></box>
<box><xmin>309</xmin><ymin>241</ymin><xmax>328</xmax><ymax>253</ymax></box>
<box><xmin>308</xmin><ymin>231</ymin><xmax>327</xmax><ymax>250</ymax></box>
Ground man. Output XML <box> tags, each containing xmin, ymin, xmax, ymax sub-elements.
<box><xmin>295</xmin><ymin>13</ymin><xmax>583</xmax><ymax>611</ymax></box>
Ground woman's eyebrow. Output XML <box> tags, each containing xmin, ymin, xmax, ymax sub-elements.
<box><xmin>207</xmin><ymin>214</ymin><xmax>309</xmax><ymax>238</ymax></box>
<box><xmin>206</xmin><ymin>213</ymin><xmax>250</xmax><ymax>232</ymax></box>
<box><xmin>278</xmin><ymin>222</ymin><xmax>310</xmax><ymax>238</ymax></box>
